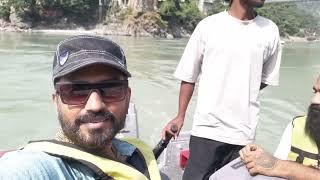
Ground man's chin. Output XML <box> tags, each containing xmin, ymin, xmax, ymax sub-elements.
<box><xmin>78</xmin><ymin>130</ymin><xmax>115</xmax><ymax>149</ymax></box>
<box><xmin>255</xmin><ymin>3</ymin><xmax>264</xmax><ymax>8</ymax></box>
<box><xmin>80</xmin><ymin>140</ymin><xmax>112</xmax><ymax>150</ymax></box>
<box><xmin>249</xmin><ymin>0</ymin><xmax>264</xmax><ymax>8</ymax></box>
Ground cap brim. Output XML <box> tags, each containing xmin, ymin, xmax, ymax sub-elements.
<box><xmin>53</xmin><ymin>57</ymin><xmax>131</xmax><ymax>82</ymax></box>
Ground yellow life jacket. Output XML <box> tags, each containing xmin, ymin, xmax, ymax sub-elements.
<box><xmin>24</xmin><ymin>138</ymin><xmax>161</xmax><ymax>180</ymax></box>
<box><xmin>287</xmin><ymin>116</ymin><xmax>320</xmax><ymax>167</ymax></box>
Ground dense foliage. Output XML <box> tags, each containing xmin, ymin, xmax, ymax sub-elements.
<box><xmin>0</xmin><ymin>0</ymin><xmax>99</xmax><ymax>23</ymax></box>
<box><xmin>0</xmin><ymin>2</ymin><xmax>10</xmax><ymax>21</ymax></box>
<box><xmin>0</xmin><ymin>0</ymin><xmax>319</xmax><ymax>37</ymax></box>
<box><xmin>257</xmin><ymin>3</ymin><xmax>320</xmax><ymax>37</ymax></box>
<box><xmin>0</xmin><ymin>0</ymin><xmax>37</xmax><ymax>21</ymax></box>
<box><xmin>207</xmin><ymin>0</ymin><xmax>229</xmax><ymax>15</ymax></box>
<box><xmin>159</xmin><ymin>0</ymin><xmax>203</xmax><ymax>32</ymax></box>
<box><xmin>177</xmin><ymin>1</ymin><xmax>203</xmax><ymax>32</ymax></box>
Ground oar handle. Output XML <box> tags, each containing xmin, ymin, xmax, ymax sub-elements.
<box><xmin>153</xmin><ymin>125</ymin><xmax>178</xmax><ymax>159</ymax></box>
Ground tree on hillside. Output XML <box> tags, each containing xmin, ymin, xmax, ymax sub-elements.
<box><xmin>112</xmin><ymin>0</ymin><xmax>157</xmax><ymax>12</ymax></box>
<box><xmin>257</xmin><ymin>2</ymin><xmax>320</xmax><ymax>37</ymax></box>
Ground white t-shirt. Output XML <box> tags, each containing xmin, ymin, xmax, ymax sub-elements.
<box><xmin>174</xmin><ymin>11</ymin><xmax>282</xmax><ymax>145</ymax></box>
<box><xmin>274</xmin><ymin>122</ymin><xmax>293</xmax><ymax>160</ymax></box>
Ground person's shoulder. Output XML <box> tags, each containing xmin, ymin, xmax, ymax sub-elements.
<box><xmin>292</xmin><ymin>115</ymin><xmax>307</xmax><ymax>126</ymax></box>
<box><xmin>191</xmin><ymin>11</ymin><xmax>227</xmax><ymax>35</ymax></box>
<box><xmin>201</xmin><ymin>11</ymin><xmax>228</xmax><ymax>25</ymax></box>
<box><xmin>256</xmin><ymin>15</ymin><xmax>279</xmax><ymax>31</ymax></box>
<box><xmin>113</xmin><ymin>138</ymin><xmax>139</xmax><ymax>156</ymax></box>
<box><xmin>0</xmin><ymin>149</ymin><xmax>67</xmax><ymax>178</ymax></box>
<box><xmin>1</xmin><ymin>149</ymin><xmax>61</xmax><ymax>162</ymax></box>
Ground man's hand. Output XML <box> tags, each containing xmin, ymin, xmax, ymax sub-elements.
<box><xmin>161</xmin><ymin>81</ymin><xmax>194</xmax><ymax>140</ymax></box>
<box><xmin>239</xmin><ymin>144</ymin><xmax>279</xmax><ymax>177</ymax></box>
<box><xmin>162</xmin><ymin>116</ymin><xmax>184</xmax><ymax>140</ymax></box>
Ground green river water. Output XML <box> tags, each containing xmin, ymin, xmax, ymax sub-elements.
<box><xmin>0</xmin><ymin>32</ymin><xmax>319</xmax><ymax>153</ymax></box>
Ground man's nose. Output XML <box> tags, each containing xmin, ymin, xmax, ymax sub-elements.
<box><xmin>85</xmin><ymin>91</ymin><xmax>105</xmax><ymax>112</ymax></box>
<box><xmin>311</xmin><ymin>92</ymin><xmax>320</xmax><ymax>104</ymax></box>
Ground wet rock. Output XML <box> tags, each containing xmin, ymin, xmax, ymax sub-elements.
<box><xmin>0</xmin><ymin>19</ymin><xmax>9</xmax><ymax>28</ymax></box>
<box><xmin>166</xmin><ymin>34</ymin><xmax>174</xmax><ymax>39</ymax></box>
<box><xmin>306</xmin><ymin>36</ymin><xmax>317</xmax><ymax>41</ymax></box>
<box><xmin>124</xmin><ymin>11</ymin><xmax>168</xmax><ymax>38</ymax></box>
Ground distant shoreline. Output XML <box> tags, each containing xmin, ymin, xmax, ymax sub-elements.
<box><xmin>0</xmin><ymin>25</ymin><xmax>180</xmax><ymax>38</ymax></box>
<box><xmin>28</xmin><ymin>29</ymin><xmax>97</xmax><ymax>35</ymax></box>
<box><xmin>1</xmin><ymin>27</ymin><xmax>319</xmax><ymax>43</ymax></box>
<box><xmin>282</xmin><ymin>36</ymin><xmax>320</xmax><ymax>44</ymax></box>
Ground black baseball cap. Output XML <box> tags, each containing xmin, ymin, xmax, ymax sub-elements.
<box><xmin>52</xmin><ymin>35</ymin><xmax>131</xmax><ymax>84</ymax></box>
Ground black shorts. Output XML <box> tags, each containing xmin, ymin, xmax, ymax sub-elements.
<box><xmin>182</xmin><ymin>135</ymin><xmax>244</xmax><ymax>180</ymax></box>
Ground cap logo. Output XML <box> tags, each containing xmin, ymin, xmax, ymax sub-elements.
<box><xmin>59</xmin><ymin>51</ymin><xmax>69</xmax><ymax>66</ymax></box>
<box><xmin>118</xmin><ymin>60</ymin><xmax>124</xmax><ymax>67</ymax></box>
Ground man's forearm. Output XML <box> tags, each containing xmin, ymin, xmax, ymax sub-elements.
<box><xmin>177</xmin><ymin>81</ymin><xmax>195</xmax><ymax>119</ymax></box>
<box><xmin>275</xmin><ymin>160</ymin><xmax>320</xmax><ymax>180</ymax></box>
<box><xmin>240</xmin><ymin>144</ymin><xmax>320</xmax><ymax>179</ymax></box>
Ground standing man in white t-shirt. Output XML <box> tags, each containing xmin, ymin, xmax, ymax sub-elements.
<box><xmin>162</xmin><ymin>0</ymin><xmax>282</xmax><ymax>179</ymax></box>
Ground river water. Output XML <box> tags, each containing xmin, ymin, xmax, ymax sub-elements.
<box><xmin>0</xmin><ymin>32</ymin><xmax>319</xmax><ymax>153</ymax></box>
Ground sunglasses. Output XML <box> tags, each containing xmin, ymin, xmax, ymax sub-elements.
<box><xmin>55</xmin><ymin>80</ymin><xmax>128</xmax><ymax>105</ymax></box>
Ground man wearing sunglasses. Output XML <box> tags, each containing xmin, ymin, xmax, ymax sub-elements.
<box><xmin>0</xmin><ymin>35</ymin><xmax>161</xmax><ymax>180</ymax></box>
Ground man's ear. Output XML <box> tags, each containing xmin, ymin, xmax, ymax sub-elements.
<box><xmin>52</xmin><ymin>93</ymin><xmax>58</xmax><ymax>110</ymax></box>
<box><xmin>127</xmin><ymin>87</ymin><xmax>131</xmax><ymax>101</ymax></box>
<box><xmin>125</xmin><ymin>87</ymin><xmax>131</xmax><ymax>113</ymax></box>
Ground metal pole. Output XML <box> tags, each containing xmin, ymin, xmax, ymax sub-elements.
<box><xmin>99</xmin><ymin>0</ymin><xmax>103</xmax><ymax>22</ymax></box>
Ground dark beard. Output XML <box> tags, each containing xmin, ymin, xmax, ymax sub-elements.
<box><xmin>58</xmin><ymin>110</ymin><xmax>125</xmax><ymax>151</ymax></box>
<box><xmin>242</xmin><ymin>0</ymin><xmax>265</xmax><ymax>8</ymax></box>
<box><xmin>305</xmin><ymin>104</ymin><xmax>320</xmax><ymax>149</ymax></box>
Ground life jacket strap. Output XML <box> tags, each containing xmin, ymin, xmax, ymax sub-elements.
<box><xmin>291</xmin><ymin>146</ymin><xmax>319</xmax><ymax>163</ymax></box>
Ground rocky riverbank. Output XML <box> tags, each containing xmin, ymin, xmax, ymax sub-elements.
<box><xmin>282</xmin><ymin>36</ymin><xmax>319</xmax><ymax>43</ymax></box>
<box><xmin>1</xmin><ymin>18</ymin><xmax>319</xmax><ymax>43</ymax></box>
<box><xmin>0</xmin><ymin>10</ymin><xmax>190</xmax><ymax>39</ymax></box>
